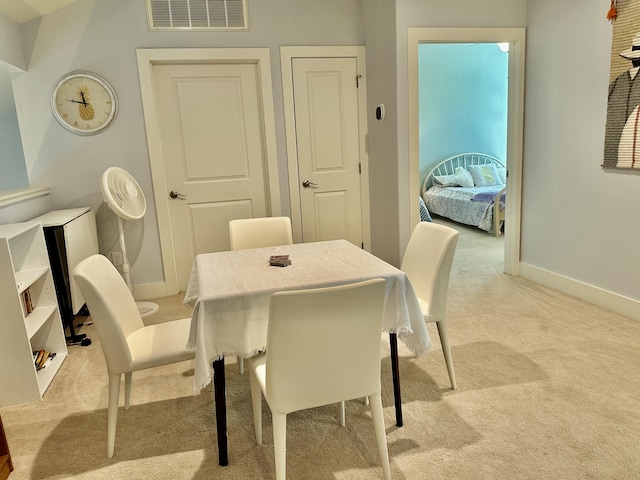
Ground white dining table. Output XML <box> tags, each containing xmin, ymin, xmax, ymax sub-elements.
<box><xmin>184</xmin><ymin>239</ymin><xmax>430</xmax><ymax>466</ymax></box>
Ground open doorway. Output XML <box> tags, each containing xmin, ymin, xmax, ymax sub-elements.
<box><xmin>407</xmin><ymin>28</ymin><xmax>525</xmax><ymax>276</ymax></box>
<box><xmin>419</xmin><ymin>42</ymin><xmax>508</xmax><ymax>261</ymax></box>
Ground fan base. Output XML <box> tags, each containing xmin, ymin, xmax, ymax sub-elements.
<box><xmin>137</xmin><ymin>301</ymin><xmax>160</xmax><ymax>318</ymax></box>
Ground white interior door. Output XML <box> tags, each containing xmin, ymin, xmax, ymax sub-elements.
<box><xmin>151</xmin><ymin>63</ymin><xmax>270</xmax><ymax>290</ymax></box>
<box><xmin>292</xmin><ymin>57</ymin><xmax>363</xmax><ymax>245</ymax></box>
<box><xmin>282</xmin><ymin>47</ymin><xmax>370</xmax><ymax>249</ymax></box>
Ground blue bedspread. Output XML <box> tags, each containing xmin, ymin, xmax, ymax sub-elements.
<box><xmin>423</xmin><ymin>185</ymin><xmax>504</xmax><ymax>233</ymax></box>
<box><xmin>471</xmin><ymin>190</ymin><xmax>505</xmax><ymax>210</ymax></box>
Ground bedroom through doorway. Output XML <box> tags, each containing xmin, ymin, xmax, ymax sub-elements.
<box><xmin>408</xmin><ymin>27</ymin><xmax>526</xmax><ymax>276</ymax></box>
<box><xmin>419</xmin><ymin>42</ymin><xmax>508</xmax><ymax>266</ymax></box>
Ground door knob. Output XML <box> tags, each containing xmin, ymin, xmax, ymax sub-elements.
<box><xmin>169</xmin><ymin>190</ymin><xmax>186</xmax><ymax>200</ymax></box>
<box><xmin>302</xmin><ymin>180</ymin><xmax>318</xmax><ymax>188</ymax></box>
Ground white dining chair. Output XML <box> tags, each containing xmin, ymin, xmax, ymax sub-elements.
<box><xmin>73</xmin><ymin>254</ymin><xmax>195</xmax><ymax>459</ymax></box>
<box><xmin>229</xmin><ymin>216</ymin><xmax>294</xmax><ymax>374</ymax></box>
<box><xmin>246</xmin><ymin>278</ymin><xmax>391</xmax><ymax>480</ymax></box>
<box><xmin>401</xmin><ymin>221</ymin><xmax>459</xmax><ymax>389</ymax></box>
<box><xmin>228</xmin><ymin>216</ymin><xmax>293</xmax><ymax>250</ymax></box>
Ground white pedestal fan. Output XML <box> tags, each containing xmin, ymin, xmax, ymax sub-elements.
<box><xmin>101</xmin><ymin>167</ymin><xmax>159</xmax><ymax>318</ymax></box>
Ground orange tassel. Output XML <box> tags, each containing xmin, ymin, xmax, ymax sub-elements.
<box><xmin>607</xmin><ymin>0</ymin><xmax>617</xmax><ymax>21</ymax></box>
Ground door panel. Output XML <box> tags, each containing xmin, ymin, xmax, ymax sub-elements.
<box><xmin>314</xmin><ymin>192</ymin><xmax>349</xmax><ymax>240</ymax></box>
<box><xmin>178</xmin><ymin>79</ymin><xmax>251</xmax><ymax>179</ymax></box>
<box><xmin>190</xmin><ymin>201</ymin><xmax>251</xmax><ymax>253</ymax></box>
<box><xmin>152</xmin><ymin>63</ymin><xmax>268</xmax><ymax>289</ymax></box>
<box><xmin>292</xmin><ymin>57</ymin><xmax>363</xmax><ymax>245</ymax></box>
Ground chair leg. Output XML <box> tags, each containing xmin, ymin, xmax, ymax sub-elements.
<box><xmin>369</xmin><ymin>393</ymin><xmax>391</xmax><ymax>480</ymax></box>
<box><xmin>124</xmin><ymin>372</ymin><xmax>133</xmax><ymax>410</ymax></box>
<box><xmin>107</xmin><ymin>373</ymin><xmax>121</xmax><ymax>459</ymax></box>
<box><xmin>272</xmin><ymin>413</ymin><xmax>287</xmax><ymax>480</ymax></box>
<box><xmin>249</xmin><ymin>371</ymin><xmax>263</xmax><ymax>445</ymax></box>
<box><xmin>339</xmin><ymin>401</ymin><xmax>346</xmax><ymax>427</ymax></box>
<box><xmin>238</xmin><ymin>357</ymin><xmax>245</xmax><ymax>374</ymax></box>
<box><xmin>436</xmin><ymin>320</ymin><xmax>457</xmax><ymax>390</ymax></box>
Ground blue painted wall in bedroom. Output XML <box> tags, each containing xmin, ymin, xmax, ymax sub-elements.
<box><xmin>419</xmin><ymin>43</ymin><xmax>508</xmax><ymax>180</ymax></box>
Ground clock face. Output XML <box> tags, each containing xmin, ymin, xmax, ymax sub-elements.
<box><xmin>51</xmin><ymin>71</ymin><xmax>118</xmax><ymax>135</ymax></box>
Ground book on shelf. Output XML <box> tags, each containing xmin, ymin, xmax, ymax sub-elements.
<box><xmin>32</xmin><ymin>350</ymin><xmax>56</xmax><ymax>371</ymax></box>
<box><xmin>21</xmin><ymin>288</ymin><xmax>34</xmax><ymax>315</ymax></box>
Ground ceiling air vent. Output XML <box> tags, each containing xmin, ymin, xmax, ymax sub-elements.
<box><xmin>147</xmin><ymin>0</ymin><xmax>248</xmax><ymax>30</ymax></box>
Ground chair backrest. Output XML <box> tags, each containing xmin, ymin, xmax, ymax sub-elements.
<box><xmin>73</xmin><ymin>254</ymin><xmax>144</xmax><ymax>374</ymax></box>
<box><xmin>400</xmin><ymin>222</ymin><xmax>459</xmax><ymax>323</ymax></box>
<box><xmin>265</xmin><ymin>278</ymin><xmax>387</xmax><ymax>415</ymax></box>
<box><xmin>229</xmin><ymin>216</ymin><xmax>293</xmax><ymax>250</ymax></box>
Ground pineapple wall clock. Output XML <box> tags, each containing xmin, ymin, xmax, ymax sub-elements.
<box><xmin>51</xmin><ymin>71</ymin><xmax>118</xmax><ymax>135</ymax></box>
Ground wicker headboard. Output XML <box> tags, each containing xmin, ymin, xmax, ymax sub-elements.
<box><xmin>421</xmin><ymin>153</ymin><xmax>505</xmax><ymax>193</ymax></box>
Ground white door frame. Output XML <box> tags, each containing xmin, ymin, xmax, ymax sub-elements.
<box><xmin>408</xmin><ymin>28</ymin><xmax>525</xmax><ymax>275</ymax></box>
<box><xmin>281</xmin><ymin>46</ymin><xmax>371</xmax><ymax>249</ymax></box>
<box><xmin>137</xmin><ymin>48</ymin><xmax>281</xmax><ymax>295</ymax></box>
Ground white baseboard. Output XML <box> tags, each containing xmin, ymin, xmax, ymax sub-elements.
<box><xmin>519</xmin><ymin>263</ymin><xmax>640</xmax><ymax>322</ymax></box>
<box><xmin>131</xmin><ymin>282</ymin><xmax>173</xmax><ymax>301</ymax></box>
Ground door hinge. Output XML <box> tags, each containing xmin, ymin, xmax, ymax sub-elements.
<box><xmin>356</xmin><ymin>74</ymin><xmax>362</xmax><ymax>88</ymax></box>
<box><xmin>361</xmin><ymin>242</ymin><xmax>364</xmax><ymax>249</ymax></box>
<box><xmin>359</xmin><ymin>162</ymin><xmax>362</xmax><ymax>174</ymax></box>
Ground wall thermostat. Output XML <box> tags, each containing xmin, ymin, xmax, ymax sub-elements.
<box><xmin>375</xmin><ymin>104</ymin><xmax>385</xmax><ymax>122</ymax></box>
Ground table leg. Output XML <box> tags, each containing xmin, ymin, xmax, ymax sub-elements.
<box><xmin>212</xmin><ymin>358</ymin><xmax>228</xmax><ymax>466</ymax></box>
<box><xmin>389</xmin><ymin>333</ymin><xmax>403</xmax><ymax>427</ymax></box>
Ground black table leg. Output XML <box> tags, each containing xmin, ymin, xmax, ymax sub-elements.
<box><xmin>212</xmin><ymin>358</ymin><xmax>228</xmax><ymax>466</ymax></box>
<box><xmin>389</xmin><ymin>333</ymin><xmax>403</xmax><ymax>427</ymax></box>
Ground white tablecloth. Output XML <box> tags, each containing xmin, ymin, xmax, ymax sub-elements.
<box><xmin>184</xmin><ymin>239</ymin><xmax>430</xmax><ymax>391</ymax></box>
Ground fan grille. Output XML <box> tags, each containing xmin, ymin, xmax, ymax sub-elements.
<box><xmin>101</xmin><ymin>167</ymin><xmax>147</xmax><ymax>220</ymax></box>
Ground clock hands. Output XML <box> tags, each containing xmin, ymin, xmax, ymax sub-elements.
<box><xmin>66</xmin><ymin>91</ymin><xmax>89</xmax><ymax>106</ymax></box>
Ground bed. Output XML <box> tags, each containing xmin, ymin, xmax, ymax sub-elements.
<box><xmin>421</xmin><ymin>153</ymin><xmax>506</xmax><ymax>236</ymax></box>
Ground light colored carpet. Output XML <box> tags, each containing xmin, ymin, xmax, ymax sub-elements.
<box><xmin>2</xmin><ymin>218</ymin><xmax>640</xmax><ymax>479</ymax></box>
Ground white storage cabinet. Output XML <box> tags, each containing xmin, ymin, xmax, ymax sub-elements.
<box><xmin>32</xmin><ymin>208</ymin><xmax>99</xmax><ymax>344</ymax></box>
<box><xmin>0</xmin><ymin>221</ymin><xmax>68</xmax><ymax>407</ymax></box>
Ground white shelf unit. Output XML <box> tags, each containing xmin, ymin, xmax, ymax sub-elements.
<box><xmin>0</xmin><ymin>221</ymin><xmax>68</xmax><ymax>407</ymax></box>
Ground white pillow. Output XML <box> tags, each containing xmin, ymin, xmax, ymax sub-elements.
<box><xmin>468</xmin><ymin>164</ymin><xmax>502</xmax><ymax>186</ymax></box>
<box><xmin>433</xmin><ymin>167</ymin><xmax>474</xmax><ymax>187</ymax></box>
<box><xmin>454</xmin><ymin>167</ymin><xmax>474</xmax><ymax>187</ymax></box>
<box><xmin>432</xmin><ymin>173</ymin><xmax>458</xmax><ymax>187</ymax></box>
<box><xmin>496</xmin><ymin>167</ymin><xmax>507</xmax><ymax>184</ymax></box>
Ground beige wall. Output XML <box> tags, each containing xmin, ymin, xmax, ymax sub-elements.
<box><xmin>362</xmin><ymin>0</ymin><xmax>400</xmax><ymax>265</ymax></box>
